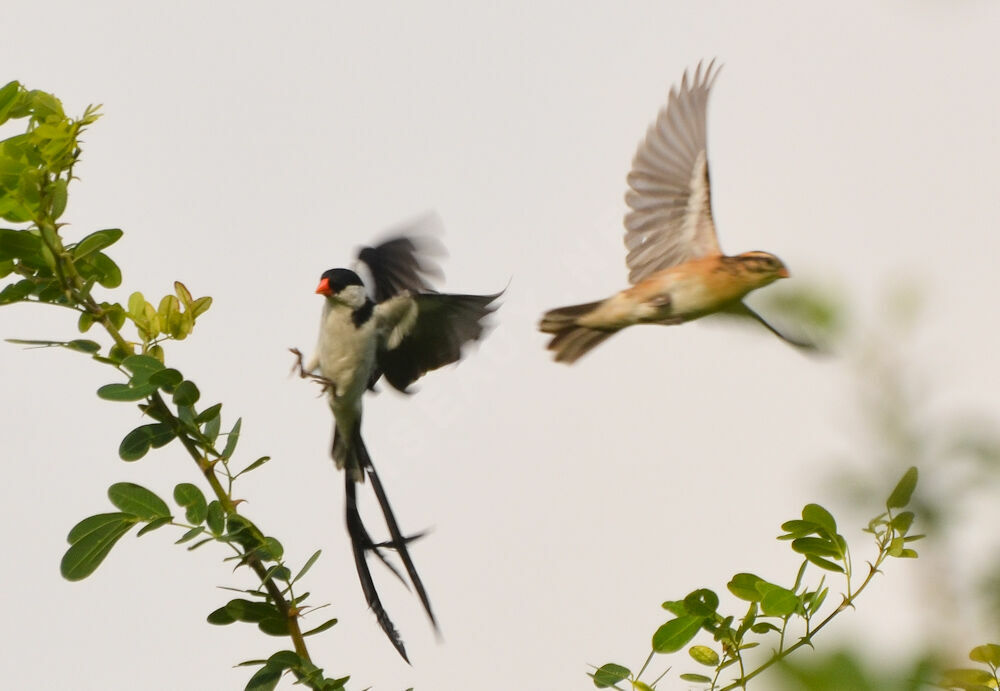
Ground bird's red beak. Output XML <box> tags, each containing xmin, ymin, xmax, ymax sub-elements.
<box><xmin>777</xmin><ymin>267</ymin><xmax>790</xmax><ymax>278</ymax></box>
<box><xmin>315</xmin><ymin>277</ymin><xmax>332</xmax><ymax>295</ymax></box>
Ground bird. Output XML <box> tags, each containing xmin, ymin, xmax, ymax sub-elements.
<box><xmin>539</xmin><ymin>60</ymin><xmax>814</xmax><ymax>364</ymax></box>
<box><xmin>292</xmin><ymin>223</ymin><xmax>501</xmax><ymax>661</ymax></box>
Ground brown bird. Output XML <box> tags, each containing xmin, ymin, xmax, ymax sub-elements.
<box><xmin>539</xmin><ymin>61</ymin><xmax>813</xmax><ymax>364</ymax></box>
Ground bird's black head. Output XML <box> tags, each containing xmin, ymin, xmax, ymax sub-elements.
<box><xmin>315</xmin><ymin>268</ymin><xmax>364</xmax><ymax>296</ymax></box>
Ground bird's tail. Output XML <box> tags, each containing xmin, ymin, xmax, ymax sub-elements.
<box><xmin>331</xmin><ymin>424</ymin><xmax>364</xmax><ymax>482</ymax></box>
<box><xmin>342</xmin><ymin>422</ymin><xmax>437</xmax><ymax>663</ymax></box>
<box><xmin>539</xmin><ymin>301</ymin><xmax>616</xmax><ymax>364</ymax></box>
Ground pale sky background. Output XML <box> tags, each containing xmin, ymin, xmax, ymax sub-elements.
<box><xmin>2</xmin><ymin>2</ymin><xmax>1000</xmax><ymax>689</ymax></box>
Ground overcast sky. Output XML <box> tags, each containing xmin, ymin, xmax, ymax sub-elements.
<box><xmin>3</xmin><ymin>2</ymin><xmax>1000</xmax><ymax>689</ymax></box>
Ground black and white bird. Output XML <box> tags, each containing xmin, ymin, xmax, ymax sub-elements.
<box><xmin>293</xmin><ymin>223</ymin><xmax>501</xmax><ymax>661</ymax></box>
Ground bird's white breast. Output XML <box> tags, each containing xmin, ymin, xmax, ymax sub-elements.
<box><xmin>316</xmin><ymin>301</ymin><xmax>377</xmax><ymax>411</ymax></box>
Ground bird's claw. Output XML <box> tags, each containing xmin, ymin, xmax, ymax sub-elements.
<box><xmin>289</xmin><ymin>347</ymin><xmax>337</xmax><ymax>395</ymax></box>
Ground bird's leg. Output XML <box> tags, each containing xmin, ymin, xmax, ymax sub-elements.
<box><xmin>288</xmin><ymin>347</ymin><xmax>338</xmax><ymax>396</ymax></box>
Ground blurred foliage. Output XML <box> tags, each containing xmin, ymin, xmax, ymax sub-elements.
<box><xmin>1</xmin><ymin>81</ymin><xmax>348</xmax><ymax>689</ymax></box>
<box><xmin>599</xmin><ymin>283</ymin><xmax>1000</xmax><ymax>689</ymax></box>
<box><xmin>774</xmin><ymin>649</ymin><xmax>940</xmax><ymax>691</ymax></box>
<box><xmin>593</xmin><ymin>469</ymin><xmax>922</xmax><ymax>690</ymax></box>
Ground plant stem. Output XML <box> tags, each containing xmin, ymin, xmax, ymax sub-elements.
<box><xmin>717</xmin><ymin>556</ymin><xmax>887</xmax><ymax>691</ymax></box>
<box><xmin>36</xmin><ymin>212</ymin><xmax>317</xmax><ymax>674</ymax></box>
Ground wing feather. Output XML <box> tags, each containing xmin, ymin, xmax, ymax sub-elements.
<box><xmin>624</xmin><ymin>60</ymin><xmax>723</xmax><ymax>284</ymax></box>
<box><xmin>376</xmin><ymin>291</ymin><xmax>502</xmax><ymax>392</ymax></box>
<box><xmin>356</xmin><ymin>225</ymin><xmax>445</xmax><ymax>302</ymax></box>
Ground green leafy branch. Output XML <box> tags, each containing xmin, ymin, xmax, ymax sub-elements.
<box><xmin>1</xmin><ymin>81</ymin><xmax>347</xmax><ymax>690</ymax></box>
<box><xmin>938</xmin><ymin>644</ymin><xmax>1000</xmax><ymax>690</ymax></box>
<box><xmin>592</xmin><ymin>467</ymin><xmax>921</xmax><ymax>690</ymax></box>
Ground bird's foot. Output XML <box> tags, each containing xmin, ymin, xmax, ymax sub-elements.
<box><xmin>288</xmin><ymin>347</ymin><xmax>338</xmax><ymax>395</ymax></box>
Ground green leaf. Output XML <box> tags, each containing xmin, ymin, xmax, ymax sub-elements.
<box><xmin>192</xmin><ymin>295</ymin><xmax>212</xmax><ymax>317</ymax></box>
<box><xmin>258</xmin><ymin>617</ymin><xmax>290</xmax><ymax>636</ymax></box>
<box><xmin>0</xmin><ymin>279</ymin><xmax>34</xmax><ymax>304</ymax></box>
<box><xmin>791</xmin><ymin>537</ymin><xmax>842</xmax><ymax>558</ymax></box>
<box><xmin>689</xmin><ymin>645</ymin><xmax>720</xmax><ymax>666</ymax></box>
<box><xmin>292</xmin><ymin>550</ymin><xmax>322</xmax><ymax>585</ymax></box>
<box><xmin>108</xmin><ymin>482</ymin><xmax>171</xmax><ymax>520</ymax></box>
<box><xmin>889</xmin><ymin>511</ymin><xmax>915</xmax><ymax>534</ymax></box>
<box><xmin>0</xmin><ymin>81</ymin><xmax>21</xmax><ymax>124</ymax></box>
<box><xmin>244</xmin><ymin>664</ymin><xmax>282</xmax><ymax>691</ymax></box>
<box><xmin>61</xmin><ymin>513</ymin><xmax>137</xmax><ymax>580</ymax></box>
<box><xmin>97</xmin><ymin>382</ymin><xmax>155</xmax><ymax>402</ymax></box>
<box><xmin>779</xmin><ymin>519</ymin><xmax>820</xmax><ymax>539</ymax></box>
<box><xmin>804</xmin><ymin>553</ymin><xmax>845</xmax><ymax>573</ymax></box>
<box><xmin>173</xmin><ymin>379</ymin><xmax>200</xmax><ymax>406</ymax></box>
<box><xmin>147</xmin><ymin>367</ymin><xmax>183</xmax><ymax>391</ymax></box>
<box><xmin>196</xmin><ymin>403</ymin><xmax>222</xmax><ymax>424</ymax></box>
<box><xmin>175</xmin><ymin>526</ymin><xmax>205</xmax><ymax>544</ymax></box>
<box><xmin>759</xmin><ymin>584</ymin><xmax>799</xmax><ymax>617</ymax></box>
<box><xmin>266</xmin><ymin>565</ymin><xmax>292</xmax><ymax>583</ymax></box>
<box><xmin>207</xmin><ymin>606</ymin><xmax>237</xmax><ymax>625</ymax></box>
<box><xmin>652</xmin><ymin>615</ymin><xmax>703</xmax><ymax>653</ymax></box>
<box><xmin>236</xmin><ymin>456</ymin><xmax>271</xmax><ymax>477</ymax></box>
<box><xmin>302</xmin><ymin>617</ymin><xmax>338</xmax><ymax>637</ymax></box>
<box><xmin>630</xmin><ymin>683</ymin><xmax>654</xmax><ymax>691</ymax></box>
<box><xmin>5</xmin><ymin>338</ymin><xmax>101</xmax><ymax>354</ymax></box>
<box><xmin>119</xmin><ymin>423</ymin><xmax>175</xmax><ymax>461</ymax></box>
<box><xmin>174</xmin><ymin>483</ymin><xmax>208</xmax><ymax>524</ymax></box>
<box><xmin>203</xmin><ymin>412</ymin><xmax>221</xmax><ymax>445</ymax></box>
<box><xmin>592</xmin><ymin>663</ymin><xmax>630</xmax><ymax>688</ymax></box>
<box><xmin>66</xmin><ymin>512</ymin><xmax>129</xmax><ymax>543</ymax></box>
<box><xmin>66</xmin><ymin>339</ymin><xmax>101</xmax><ymax>353</ymax></box>
<box><xmin>158</xmin><ymin>294</ymin><xmax>183</xmax><ymax>338</ymax></box>
<box><xmin>136</xmin><ymin>516</ymin><xmax>172</xmax><ymax>537</ymax></box>
<box><xmin>727</xmin><ymin>573</ymin><xmax>764</xmax><ymax>602</ymax></box>
<box><xmin>679</xmin><ymin>673</ymin><xmax>712</xmax><ymax>683</ymax></box>
<box><xmin>49</xmin><ymin>178</ymin><xmax>68</xmax><ymax>219</ymax></box>
<box><xmin>71</xmin><ymin>228</ymin><xmax>123</xmax><ymax>260</ymax></box>
<box><xmin>78</xmin><ymin>251</ymin><xmax>121</xmax><ymax>288</ymax></box>
<box><xmin>225</xmin><ymin>599</ymin><xmax>281</xmax><ymax>623</ymax></box>
<box><xmin>801</xmin><ymin>504</ymin><xmax>838</xmax><ymax>537</ymax></box>
<box><xmin>0</xmin><ymin>228</ymin><xmax>41</xmax><ymax>259</ymax></box>
<box><xmin>186</xmin><ymin>537</ymin><xmax>214</xmax><ymax>551</ymax></box>
<box><xmin>683</xmin><ymin>589</ymin><xmax>719</xmax><ymax>617</ymax></box>
<box><xmin>938</xmin><ymin>667</ymin><xmax>996</xmax><ymax>687</ymax></box>
<box><xmin>221</xmin><ymin>417</ymin><xmax>242</xmax><ymax>459</ymax></box>
<box><xmin>121</xmin><ymin>354</ymin><xmax>164</xmax><ymax>382</ymax></box>
<box><xmin>887</xmin><ymin>466</ymin><xmax>918</xmax><ymax>509</ymax></box>
<box><xmin>206</xmin><ymin>501</ymin><xmax>225</xmax><ymax>535</ymax></box>
<box><xmin>970</xmin><ymin>644</ymin><xmax>1000</xmax><ymax>666</ymax></box>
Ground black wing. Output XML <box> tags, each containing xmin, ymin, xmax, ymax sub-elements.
<box><xmin>378</xmin><ymin>291</ymin><xmax>502</xmax><ymax>393</ymax></box>
<box><xmin>357</xmin><ymin>235</ymin><xmax>445</xmax><ymax>303</ymax></box>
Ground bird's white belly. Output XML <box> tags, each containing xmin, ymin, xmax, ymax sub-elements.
<box><xmin>317</xmin><ymin>307</ymin><xmax>377</xmax><ymax>407</ymax></box>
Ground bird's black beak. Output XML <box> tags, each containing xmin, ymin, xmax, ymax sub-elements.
<box><xmin>316</xmin><ymin>277</ymin><xmax>332</xmax><ymax>295</ymax></box>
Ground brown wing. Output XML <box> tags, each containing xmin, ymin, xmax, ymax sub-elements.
<box><xmin>624</xmin><ymin>60</ymin><xmax>723</xmax><ymax>284</ymax></box>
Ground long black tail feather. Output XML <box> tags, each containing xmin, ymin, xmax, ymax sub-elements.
<box><xmin>342</xmin><ymin>423</ymin><xmax>438</xmax><ymax>663</ymax></box>
<box><xmin>345</xmin><ymin>470</ymin><xmax>409</xmax><ymax>662</ymax></box>
<box><xmin>355</xmin><ymin>434</ymin><xmax>439</xmax><ymax>630</ymax></box>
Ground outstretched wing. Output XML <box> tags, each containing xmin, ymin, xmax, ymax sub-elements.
<box><xmin>376</xmin><ymin>291</ymin><xmax>502</xmax><ymax>393</ymax></box>
<box><xmin>357</xmin><ymin>232</ymin><xmax>445</xmax><ymax>302</ymax></box>
<box><xmin>624</xmin><ymin>60</ymin><xmax>723</xmax><ymax>284</ymax></box>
